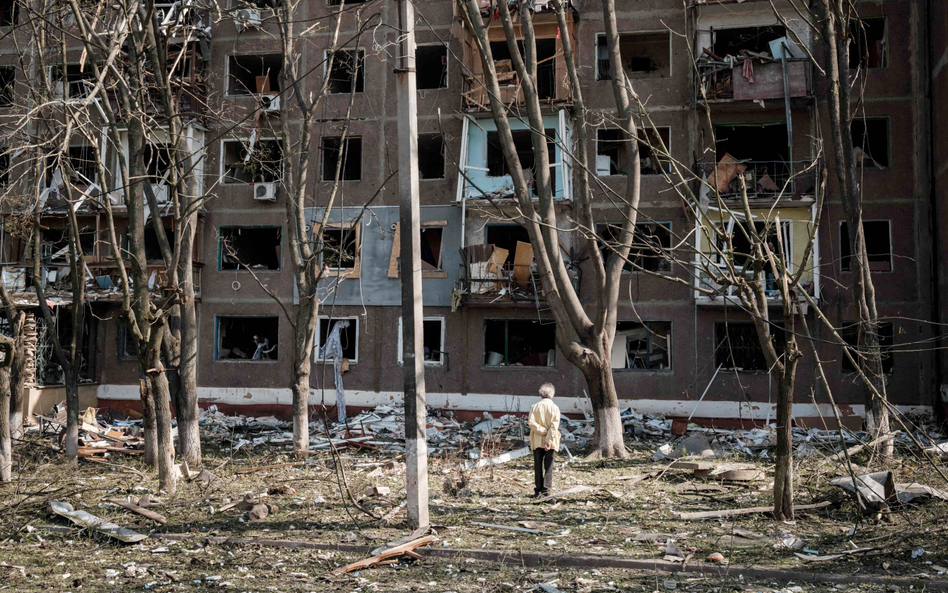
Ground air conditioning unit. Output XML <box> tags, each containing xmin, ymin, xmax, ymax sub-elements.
<box><xmin>259</xmin><ymin>94</ymin><xmax>280</xmax><ymax>112</ymax></box>
<box><xmin>254</xmin><ymin>181</ymin><xmax>277</xmax><ymax>202</ymax></box>
<box><xmin>233</xmin><ymin>8</ymin><xmax>261</xmax><ymax>30</ymax></box>
<box><xmin>595</xmin><ymin>154</ymin><xmax>611</xmax><ymax>176</ymax></box>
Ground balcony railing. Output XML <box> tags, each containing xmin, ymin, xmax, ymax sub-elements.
<box><xmin>695</xmin><ymin>159</ymin><xmax>818</xmax><ymax>202</ymax></box>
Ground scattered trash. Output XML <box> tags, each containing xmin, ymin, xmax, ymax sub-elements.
<box><xmin>364</xmin><ymin>485</ymin><xmax>391</xmax><ymax>497</ymax></box>
<box><xmin>706</xmin><ymin>552</ymin><xmax>726</xmax><ymax>563</ymax></box>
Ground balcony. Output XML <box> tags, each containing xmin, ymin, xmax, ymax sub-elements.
<box><xmin>695</xmin><ymin>158</ymin><xmax>819</xmax><ymax>205</ymax></box>
<box><xmin>696</xmin><ymin>57</ymin><xmax>812</xmax><ymax>104</ymax></box>
<box><xmin>693</xmin><ymin>205</ymin><xmax>819</xmax><ymax>306</ymax></box>
<box><xmin>457</xmin><ymin>242</ymin><xmax>579</xmax><ymax>308</ymax></box>
<box><xmin>459</xmin><ymin>1</ymin><xmax>576</xmax><ymax>112</ymax></box>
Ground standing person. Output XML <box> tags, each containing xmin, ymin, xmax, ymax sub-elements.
<box><xmin>528</xmin><ymin>383</ymin><xmax>561</xmax><ymax>497</ymax></box>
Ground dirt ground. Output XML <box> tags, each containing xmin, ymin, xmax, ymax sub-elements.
<box><xmin>1</xmin><ymin>430</ymin><xmax>947</xmax><ymax>592</ymax></box>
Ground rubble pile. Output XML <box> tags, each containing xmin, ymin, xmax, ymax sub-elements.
<box><xmin>34</xmin><ymin>403</ymin><xmax>145</xmax><ymax>458</ymax></box>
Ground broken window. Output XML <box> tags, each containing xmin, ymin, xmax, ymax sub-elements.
<box><xmin>222</xmin><ymin>139</ymin><xmax>283</xmax><ymax>183</ymax></box>
<box><xmin>419</xmin><ymin>227</ymin><xmax>444</xmax><ymax>271</ymax></box>
<box><xmin>851</xmin><ymin>118</ymin><xmax>889</xmax><ymax>168</ymax></box>
<box><xmin>715</xmin><ymin>322</ymin><xmax>784</xmax><ymax>372</ymax></box>
<box><xmin>841</xmin><ymin>321</ymin><xmax>894</xmax><ymax>374</ymax></box>
<box><xmin>840</xmin><ymin>220</ymin><xmax>891</xmax><ymax>272</ymax></box>
<box><xmin>596</xmin><ymin>127</ymin><xmax>670</xmax><ymax>176</ymax></box>
<box><xmin>598</xmin><ymin>222</ymin><xmax>672</xmax><ymax>273</ymax></box>
<box><xmin>42</xmin><ymin>222</ymin><xmax>96</xmax><ymax>262</ymax></box>
<box><xmin>144</xmin><ymin>225</ymin><xmax>174</xmax><ymax>262</ymax></box>
<box><xmin>418</xmin><ymin>134</ymin><xmax>445</xmax><ymax>179</ymax></box>
<box><xmin>327</xmin><ymin>49</ymin><xmax>365</xmax><ymax>94</ymax></box>
<box><xmin>486</xmin><ymin>129</ymin><xmax>556</xmax><ymax>195</ymax></box>
<box><xmin>144</xmin><ymin>143</ymin><xmax>172</xmax><ymax>184</ymax></box>
<box><xmin>416</xmin><ymin>44</ymin><xmax>447</xmax><ymax>90</ymax></box>
<box><xmin>0</xmin><ymin>0</ymin><xmax>17</xmax><ymax>26</ymax></box>
<box><xmin>52</xmin><ymin>64</ymin><xmax>95</xmax><ymax>99</ymax></box>
<box><xmin>0</xmin><ymin>66</ymin><xmax>13</xmax><ymax>106</ymax></box>
<box><xmin>328</xmin><ymin>0</ymin><xmax>365</xmax><ymax>4</ymax></box>
<box><xmin>219</xmin><ymin>226</ymin><xmax>281</xmax><ymax>271</ymax></box>
<box><xmin>488</xmin><ymin>39</ymin><xmax>556</xmax><ymax>99</ymax></box>
<box><xmin>849</xmin><ymin>18</ymin><xmax>886</xmax><ymax>69</ymax></box>
<box><xmin>66</xmin><ymin>145</ymin><xmax>97</xmax><ymax>186</ymax></box>
<box><xmin>228</xmin><ymin>55</ymin><xmax>282</xmax><ymax>95</ymax></box>
<box><xmin>714</xmin><ymin>123</ymin><xmax>790</xmax><ymax>194</ymax></box>
<box><xmin>483</xmin><ymin>319</ymin><xmax>556</xmax><ymax>367</ymax></box>
<box><xmin>0</xmin><ymin>150</ymin><xmax>9</xmax><ymax>186</ymax></box>
<box><xmin>613</xmin><ymin>321</ymin><xmax>670</xmax><ymax>370</ymax></box>
<box><xmin>596</xmin><ymin>32</ymin><xmax>670</xmax><ymax>81</ymax></box>
<box><xmin>322</xmin><ymin>136</ymin><xmax>361</xmax><ymax>181</ymax></box>
<box><xmin>216</xmin><ymin>316</ymin><xmax>279</xmax><ymax>361</ymax></box>
<box><xmin>712</xmin><ymin>26</ymin><xmax>785</xmax><ymax>57</ymax></box>
<box><xmin>320</xmin><ymin>225</ymin><xmax>359</xmax><ymax>271</ymax></box>
<box><xmin>117</xmin><ymin>323</ymin><xmax>138</xmax><ymax>361</ymax></box>
<box><xmin>316</xmin><ymin>317</ymin><xmax>358</xmax><ymax>362</ymax></box>
<box><xmin>398</xmin><ymin>317</ymin><xmax>445</xmax><ymax>365</ymax></box>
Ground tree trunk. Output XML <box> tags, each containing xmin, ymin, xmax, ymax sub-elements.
<box><xmin>583</xmin><ymin>359</ymin><xmax>626</xmax><ymax>459</ymax></box>
<box><xmin>291</xmin><ymin>302</ymin><xmax>318</xmax><ymax>456</ymax></box>
<box><xmin>140</xmin><ymin>375</ymin><xmax>157</xmax><ymax>467</ymax></box>
<box><xmin>64</xmin><ymin>370</ymin><xmax>79</xmax><ymax>466</ymax></box>
<box><xmin>772</xmin><ymin>365</ymin><xmax>796</xmax><ymax>520</ymax></box>
<box><xmin>0</xmin><ymin>366</ymin><xmax>10</xmax><ymax>482</ymax></box>
<box><xmin>145</xmin><ymin>330</ymin><xmax>175</xmax><ymax>494</ymax></box>
<box><xmin>175</xmin><ymin>212</ymin><xmax>201</xmax><ymax>466</ymax></box>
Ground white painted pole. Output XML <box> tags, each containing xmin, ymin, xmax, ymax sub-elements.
<box><xmin>395</xmin><ymin>0</ymin><xmax>429</xmax><ymax>531</ymax></box>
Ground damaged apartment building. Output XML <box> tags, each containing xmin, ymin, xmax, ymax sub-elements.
<box><xmin>1</xmin><ymin>0</ymin><xmax>946</xmax><ymax>426</ymax></box>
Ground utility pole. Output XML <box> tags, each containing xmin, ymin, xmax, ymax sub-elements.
<box><xmin>395</xmin><ymin>0</ymin><xmax>429</xmax><ymax>530</ymax></box>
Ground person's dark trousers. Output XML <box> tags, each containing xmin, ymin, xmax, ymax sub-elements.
<box><xmin>533</xmin><ymin>447</ymin><xmax>554</xmax><ymax>496</ymax></box>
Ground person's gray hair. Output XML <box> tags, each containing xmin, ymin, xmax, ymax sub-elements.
<box><xmin>538</xmin><ymin>383</ymin><xmax>555</xmax><ymax>399</ymax></box>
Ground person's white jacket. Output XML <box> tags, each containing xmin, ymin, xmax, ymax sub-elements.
<box><xmin>528</xmin><ymin>398</ymin><xmax>561</xmax><ymax>451</ymax></box>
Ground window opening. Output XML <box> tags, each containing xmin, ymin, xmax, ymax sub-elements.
<box><xmin>228</xmin><ymin>55</ymin><xmax>282</xmax><ymax>95</ymax></box>
<box><xmin>42</xmin><ymin>223</ymin><xmax>96</xmax><ymax>262</ymax></box>
<box><xmin>420</xmin><ymin>227</ymin><xmax>443</xmax><ymax>271</ymax></box>
<box><xmin>418</xmin><ymin>134</ymin><xmax>445</xmax><ymax>179</ymax></box>
<box><xmin>0</xmin><ymin>66</ymin><xmax>13</xmax><ymax>106</ymax></box>
<box><xmin>484</xmin><ymin>319</ymin><xmax>555</xmax><ymax>367</ymax></box>
<box><xmin>841</xmin><ymin>321</ymin><xmax>894</xmax><ymax>374</ymax></box>
<box><xmin>597</xmin><ymin>32</ymin><xmax>670</xmax><ymax>80</ymax></box>
<box><xmin>327</xmin><ymin>49</ymin><xmax>364</xmax><ymax>94</ymax></box>
<box><xmin>322</xmin><ymin>226</ymin><xmax>358</xmax><ymax>270</ymax></box>
<box><xmin>399</xmin><ymin>318</ymin><xmax>444</xmax><ymax>364</ymax></box>
<box><xmin>416</xmin><ymin>45</ymin><xmax>447</xmax><ymax>90</ymax></box>
<box><xmin>217</xmin><ymin>316</ymin><xmax>279</xmax><ymax>360</ymax></box>
<box><xmin>712</xmin><ymin>26</ymin><xmax>785</xmax><ymax>57</ymax></box>
<box><xmin>840</xmin><ymin>220</ymin><xmax>891</xmax><ymax>272</ymax></box>
<box><xmin>613</xmin><ymin>321</ymin><xmax>670</xmax><ymax>370</ymax></box>
<box><xmin>223</xmin><ymin>139</ymin><xmax>283</xmax><ymax>183</ymax></box>
<box><xmin>219</xmin><ymin>226</ymin><xmax>281</xmax><ymax>270</ymax></box>
<box><xmin>486</xmin><ymin>129</ymin><xmax>556</xmax><ymax>195</ymax></box>
<box><xmin>143</xmin><ymin>143</ymin><xmax>172</xmax><ymax>184</ymax></box>
<box><xmin>713</xmin><ymin>123</ymin><xmax>790</xmax><ymax>196</ymax></box>
<box><xmin>66</xmin><ymin>145</ymin><xmax>97</xmax><ymax>186</ymax></box>
<box><xmin>0</xmin><ymin>0</ymin><xmax>17</xmax><ymax>26</ymax></box>
<box><xmin>851</xmin><ymin>118</ymin><xmax>888</xmax><ymax>168</ymax></box>
<box><xmin>715</xmin><ymin>322</ymin><xmax>784</xmax><ymax>372</ymax></box>
<box><xmin>596</xmin><ymin>127</ymin><xmax>670</xmax><ymax>176</ymax></box>
<box><xmin>486</xmin><ymin>224</ymin><xmax>530</xmax><ymax>270</ymax></box>
<box><xmin>849</xmin><ymin>18</ymin><xmax>886</xmax><ymax>69</ymax></box>
<box><xmin>317</xmin><ymin>317</ymin><xmax>357</xmax><ymax>361</ymax></box>
<box><xmin>322</xmin><ymin>136</ymin><xmax>362</xmax><ymax>181</ymax></box>
<box><xmin>598</xmin><ymin>222</ymin><xmax>672</xmax><ymax>272</ymax></box>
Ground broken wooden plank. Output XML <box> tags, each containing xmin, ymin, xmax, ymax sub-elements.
<box><xmin>534</xmin><ymin>485</ymin><xmax>597</xmax><ymax>503</ymax></box>
<box><xmin>673</xmin><ymin>500</ymin><xmax>831</xmax><ymax>520</ymax></box>
<box><xmin>234</xmin><ymin>462</ymin><xmax>305</xmax><ymax>475</ymax></box>
<box><xmin>470</xmin><ymin>521</ymin><xmax>552</xmax><ymax>535</ymax></box>
<box><xmin>105</xmin><ymin>498</ymin><xmax>168</xmax><ymax>525</ymax></box>
<box><xmin>331</xmin><ymin>535</ymin><xmax>437</xmax><ymax>576</ymax></box>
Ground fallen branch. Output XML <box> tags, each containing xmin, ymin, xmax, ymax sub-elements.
<box><xmin>830</xmin><ymin>432</ymin><xmax>899</xmax><ymax>462</ymax></box>
<box><xmin>471</xmin><ymin>521</ymin><xmax>552</xmax><ymax>535</ymax></box>
<box><xmin>673</xmin><ymin>500</ymin><xmax>831</xmax><ymax>520</ymax></box>
<box><xmin>331</xmin><ymin>535</ymin><xmax>436</xmax><ymax>576</ymax></box>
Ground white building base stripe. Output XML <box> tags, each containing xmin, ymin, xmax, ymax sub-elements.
<box><xmin>96</xmin><ymin>384</ymin><xmax>932</xmax><ymax>420</ymax></box>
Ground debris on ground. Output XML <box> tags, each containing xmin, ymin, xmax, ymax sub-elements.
<box><xmin>331</xmin><ymin>535</ymin><xmax>436</xmax><ymax>576</ymax></box>
<box><xmin>48</xmin><ymin>501</ymin><xmax>148</xmax><ymax>543</ymax></box>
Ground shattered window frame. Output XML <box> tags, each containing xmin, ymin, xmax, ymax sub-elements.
<box><xmin>596</xmin><ymin>221</ymin><xmax>673</xmax><ymax>273</ymax></box>
<box><xmin>215</xmin><ymin>315</ymin><xmax>280</xmax><ymax>362</ymax></box>
<box><xmin>217</xmin><ymin>225</ymin><xmax>283</xmax><ymax>272</ymax></box>
<box><xmin>714</xmin><ymin>321</ymin><xmax>785</xmax><ymax>373</ymax></box>
<box><xmin>850</xmin><ymin>116</ymin><xmax>890</xmax><ymax>169</ymax></box>
<box><xmin>116</xmin><ymin>322</ymin><xmax>138</xmax><ymax>362</ymax></box>
<box><xmin>397</xmin><ymin>316</ymin><xmax>445</xmax><ymax>366</ymax></box>
<box><xmin>415</xmin><ymin>44</ymin><xmax>448</xmax><ymax>90</ymax></box>
<box><xmin>483</xmin><ymin>318</ymin><xmax>557</xmax><ymax>368</ymax></box>
<box><xmin>613</xmin><ymin>321</ymin><xmax>672</xmax><ymax>371</ymax></box>
<box><xmin>595</xmin><ymin>31</ymin><xmax>672</xmax><ymax>81</ymax></box>
<box><xmin>226</xmin><ymin>54</ymin><xmax>283</xmax><ymax>96</ymax></box>
<box><xmin>317</xmin><ymin>221</ymin><xmax>361</xmax><ymax>277</ymax></box>
<box><xmin>839</xmin><ymin>219</ymin><xmax>892</xmax><ymax>273</ymax></box>
<box><xmin>314</xmin><ymin>316</ymin><xmax>359</xmax><ymax>363</ymax></box>
<box><xmin>595</xmin><ymin>126</ymin><xmax>671</xmax><ymax>177</ymax></box>
<box><xmin>220</xmin><ymin>137</ymin><xmax>285</xmax><ymax>184</ymax></box>
<box><xmin>325</xmin><ymin>48</ymin><xmax>365</xmax><ymax>95</ymax></box>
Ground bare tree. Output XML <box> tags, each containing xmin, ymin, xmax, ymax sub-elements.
<box><xmin>457</xmin><ymin>0</ymin><xmax>641</xmax><ymax>458</ymax></box>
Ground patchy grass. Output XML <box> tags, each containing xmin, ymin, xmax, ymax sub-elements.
<box><xmin>1</xmin><ymin>433</ymin><xmax>947</xmax><ymax>591</ymax></box>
